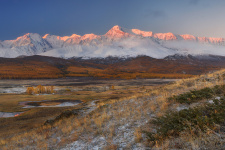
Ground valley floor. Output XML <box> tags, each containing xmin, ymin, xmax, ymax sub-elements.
<box><xmin>0</xmin><ymin>78</ymin><xmax>174</xmax><ymax>142</ymax></box>
<box><xmin>1</xmin><ymin>71</ymin><xmax>225</xmax><ymax>149</ymax></box>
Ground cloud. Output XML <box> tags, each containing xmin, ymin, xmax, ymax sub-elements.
<box><xmin>40</xmin><ymin>37</ymin><xmax>176</xmax><ymax>59</ymax></box>
<box><xmin>40</xmin><ymin>37</ymin><xmax>225</xmax><ymax>59</ymax></box>
<box><xmin>189</xmin><ymin>0</ymin><xmax>200</xmax><ymax>5</ymax></box>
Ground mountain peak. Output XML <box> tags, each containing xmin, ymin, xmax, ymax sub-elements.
<box><xmin>132</xmin><ymin>29</ymin><xmax>153</xmax><ymax>37</ymax></box>
<box><xmin>180</xmin><ymin>34</ymin><xmax>196</xmax><ymax>41</ymax></box>
<box><xmin>25</xmin><ymin>33</ymin><xmax>38</xmax><ymax>36</ymax></box>
<box><xmin>111</xmin><ymin>25</ymin><xmax>122</xmax><ymax>30</ymax></box>
<box><xmin>154</xmin><ymin>32</ymin><xmax>177</xmax><ymax>40</ymax></box>
<box><xmin>43</xmin><ymin>34</ymin><xmax>50</xmax><ymax>39</ymax></box>
<box><xmin>12</xmin><ymin>33</ymin><xmax>42</xmax><ymax>43</ymax></box>
<box><xmin>81</xmin><ymin>33</ymin><xmax>100</xmax><ymax>41</ymax></box>
<box><xmin>43</xmin><ymin>34</ymin><xmax>71</xmax><ymax>42</ymax></box>
<box><xmin>108</xmin><ymin>25</ymin><xmax>124</xmax><ymax>32</ymax></box>
<box><xmin>105</xmin><ymin>25</ymin><xmax>132</xmax><ymax>39</ymax></box>
<box><xmin>70</xmin><ymin>34</ymin><xmax>81</xmax><ymax>38</ymax></box>
<box><xmin>24</xmin><ymin>33</ymin><xmax>41</xmax><ymax>39</ymax></box>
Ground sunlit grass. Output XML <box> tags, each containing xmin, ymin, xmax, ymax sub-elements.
<box><xmin>1</xmin><ymin>69</ymin><xmax>225</xmax><ymax>149</ymax></box>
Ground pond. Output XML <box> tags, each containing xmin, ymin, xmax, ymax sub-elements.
<box><xmin>19</xmin><ymin>99</ymin><xmax>82</xmax><ymax>108</ymax></box>
<box><xmin>0</xmin><ymin>112</ymin><xmax>24</xmax><ymax>118</ymax></box>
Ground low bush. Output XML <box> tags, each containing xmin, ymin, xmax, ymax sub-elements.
<box><xmin>26</xmin><ymin>85</ymin><xmax>54</xmax><ymax>95</ymax></box>
<box><xmin>168</xmin><ymin>85</ymin><xmax>225</xmax><ymax>104</ymax></box>
<box><xmin>145</xmin><ymin>97</ymin><xmax>225</xmax><ymax>144</ymax></box>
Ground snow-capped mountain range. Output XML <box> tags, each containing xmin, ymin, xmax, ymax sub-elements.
<box><xmin>1</xmin><ymin>25</ymin><xmax>225</xmax><ymax>58</ymax></box>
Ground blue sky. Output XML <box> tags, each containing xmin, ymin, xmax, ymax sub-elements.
<box><xmin>1</xmin><ymin>0</ymin><xmax>225</xmax><ymax>40</ymax></box>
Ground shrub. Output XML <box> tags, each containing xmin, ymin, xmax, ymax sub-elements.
<box><xmin>145</xmin><ymin>97</ymin><xmax>225</xmax><ymax>143</ymax></box>
<box><xmin>26</xmin><ymin>85</ymin><xmax>54</xmax><ymax>95</ymax></box>
<box><xmin>168</xmin><ymin>85</ymin><xmax>225</xmax><ymax>104</ymax></box>
<box><xmin>26</xmin><ymin>87</ymin><xmax>34</xmax><ymax>95</ymax></box>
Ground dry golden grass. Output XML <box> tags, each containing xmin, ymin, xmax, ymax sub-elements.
<box><xmin>0</xmin><ymin>83</ymin><xmax>149</xmax><ymax>139</ymax></box>
<box><xmin>153</xmin><ymin>127</ymin><xmax>225</xmax><ymax>150</ymax></box>
<box><xmin>1</xmin><ymin>69</ymin><xmax>225</xmax><ymax>149</ymax></box>
<box><xmin>134</xmin><ymin>128</ymin><xmax>143</xmax><ymax>143</ymax></box>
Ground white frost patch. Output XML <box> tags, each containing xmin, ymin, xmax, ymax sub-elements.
<box><xmin>215</xmin><ymin>97</ymin><xmax>221</xmax><ymax>100</ymax></box>
<box><xmin>208</xmin><ymin>100</ymin><xmax>214</xmax><ymax>104</ymax></box>
<box><xmin>208</xmin><ymin>97</ymin><xmax>221</xmax><ymax>104</ymax></box>
<box><xmin>176</xmin><ymin>105</ymin><xmax>189</xmax><ymax>111</ymax></box>
<box><xmin>62</xmin><ymin>99</ymin><xmax>149</xmax><ymax>149</ymax></box>
<box><xmin>55</xmin><ymin>102</ymin><xmax>80</xmax><ymax>107</ymax></box>
<box><xmin>62</xmin><ymin>141</ymin><xmax>88</xmax><ymax>150</ymax></box>
<box><xmin>0</xmin><ymin>87</ymin><xmax>26</xmax><ymax>94</ymax></box>
<box><xmin>62</xmin><ymin>137</ymin><xmax>107</xmax><ymax>150</ymax></box>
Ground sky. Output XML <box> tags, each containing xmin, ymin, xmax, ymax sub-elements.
<box><xmin>1</xmin><ymin>0</ymin><xmax>225</xmax><ymax>40</ymax></box>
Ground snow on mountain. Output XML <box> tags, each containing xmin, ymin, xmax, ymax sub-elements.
<box><xmin>43</xmin><ymin>34</ymin><xmax>69</xmax><ymax>48</ymax></box>
<box><xmin>1</xmin><ymin>25</ymin><xmax>225</xmax><ymax>58</ymax></box>
<box><xmin>180</xmin><ymin>34</ymin><xmax>197</xmax><ymax>41</ymax></box>
<box><xmin>197</xmin><ymin>37</ymin><xmax>225</xmax><ymax>45</ymax></box>
<box><xmin>104</xmin><ymin>25</ymin><xmax>134</xmax><ymax>39</ymax></box>
<box><xmin>1</xmin><ymin>33</ymin><xmax>52</xmax><ymax>57</ymax></box>
<box><xmin>3</xmin><ymin>33</ymin><xmax>51</xmax><ymax>49</ymax></box>
<box><xmin>40</xmin><ymin>37</ymin><xmax>176</xmax><ymax>59</ymax></box>
<box><xmin>153</xmin><ymin>32</ymin><xmax>179</xmax><ymax>40</ymax></box>
<box><xmin>80</xmin><ymin>34</ymin><xmax>101</xmax><ymax>44</ymax></box>
<box><xmin>65</xmin><ymin>34</ymin><xmax>81</xmax><ymax>45</ymax></box>
<box><xmin>0</xmin><ymin>42</ymin><xmax>3</xmax><ymax>48</ymax></box>
<box><xmin>131</xmin><ymin>29</ymin><xmax>153</xmax><ymax>37</ymax></box>
<box><xmin>162</xmin><ymin>40</ymin><xmax>225</xmax><ymax>56</ymax></box>
<box><xmin>0</xmin><ymin>48</ymin><xmax>19</xmax><ymax>58</ymax></box>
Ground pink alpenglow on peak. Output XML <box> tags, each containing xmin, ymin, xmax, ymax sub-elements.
<box><xmin>154</xmin><ymin>32</ymin><xmax>177</xmax><ymax>40</ymax></box>
<box><xmin>17</xmin><ymin>33</ymin><xmax>42</xmax><ymax>41</ymax></box>
<box><xmin>60</xmin><ymin>36</ymin><xmax>70</xmax><ymax>41</ymax></box>
<box><xmin>180</xmin><ymin>34</ymin><xmax>197</xmax><ymax>41</ymax></box>
<box><xmin>70</xmin><ymin>34</ymin><xmax>81</xmax><ymax>38</ymax></box>
<box><xmin>5</xmin><ymin>33</ymin><xmax>43</xmax><ymax>47</ymax></box>
<box><xmin>198</xmin><ymin>37</ymin><xmax>225</xmax><ymax>44</ymax></box>
<box><xmin>81</xmin><ymin>33</ymin><xmax>101</xmax><ymax>41</ymax></box>
<box><xmin>208</xmin><ymin>37</ymin><xmax>225</xmax><ymax>44</ymax></box>
<box><xmin>105</xmin><ymin>25</ymin><xmax>132</xmax><ymax>39</ymax></box>
<box><xmin>131</xmin><ymin>29</ymin><xmax>153</xmax><ymax>37</ymax></box>
<box><xmin>43</xmin><ymin>34</ymin><xmax>70</xmax><ymax>41</ymax></box>
<box><xmin>42</xmin><ymin>34</ymin><xmax>50</xmax><ymax>39</ymax></box>
<box><xmin>197</xmin><ymin>37</ymin><xmax>225</xmax><ymax>44</ymax></box>
<box><xmin>65</xmin><ymin>34</ymin><xmax>81</xmax><ymax>44</ymax></box>
<box><xmin>197</xmin><ymin>37</ymin><xmax>209</xmax><ymax>43</ymax></box>
<box><xmin>111</xmin><ymin>25</ymin><xmax>121</xmax><ymax>30</ymax></box>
